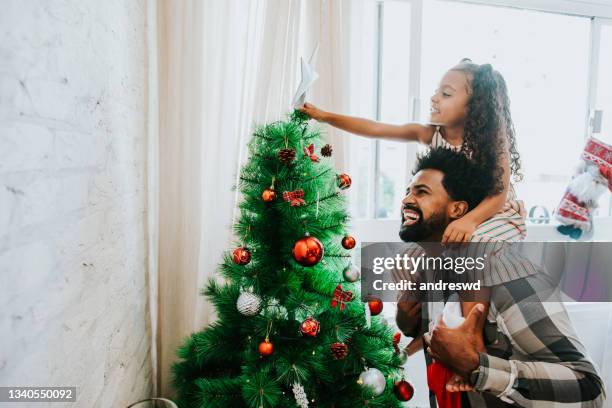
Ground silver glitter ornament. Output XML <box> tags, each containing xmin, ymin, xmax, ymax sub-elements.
<box><xmin>292</xmin><ymin>382</ymin><xmax>309</xmax><ymax>408</ymax></box>
<box><xmin>342</xmin><ymin>264</ymin><xmax>360</xmax><ymax>282</ymax></box>
<box><xmin>236</xmin><ymin>291</ymin><xmax>262</xmax><ymax>316</ymax></box>
<box><xmin>358</xmin><ymin>368</ymin><xmax>386</xmax><ymax>396</ymax></box>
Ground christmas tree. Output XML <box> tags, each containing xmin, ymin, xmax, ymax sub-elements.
<box><xmin>171</xmin><ymin>110</ymin><xmax>411</xmax><ymax>407</ymax></box>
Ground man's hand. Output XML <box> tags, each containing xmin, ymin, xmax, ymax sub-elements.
<box><xmin>442</xmin><ymin>217</ymin><xmax>478</xmax><ymax>243</ymax></box>
<box><xmin>426</xmin><ymin>304</ymin><xmax>485</xmax><ymax>380</ymax></box>
<box><xmin>396</xmin><ymin>300</ymin><xmax>422</xmax><ymax>338</ymax></box>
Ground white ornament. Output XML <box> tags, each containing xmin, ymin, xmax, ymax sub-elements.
<box><xmin>292</xmin><ymin>382</ymin><xmax>309</xmax><ymax>408</ymax></box>
<box><xmin>236</xmin><ymin>291</ymin><xmax>262</xmax><ymax>316</ymax></box>
<box><xmin>342</xmin><ymin>264</ymin><xmax>360</xmax><ymax>283</ymax></box>
<box><xmin>358</xmin><ymin>368</ymin><xmax>386</xmax><ymax>396</ymax></box>
<box><xmin>365</xmin><ymin>303</ymin><xmax>371</xmax><ymax>328</ymax></box>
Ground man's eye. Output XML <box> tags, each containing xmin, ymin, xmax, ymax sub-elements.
<box><xmin>443</xmin><ymin>92</ymin><xmax>451</xmax><ymax>97</ymax></box>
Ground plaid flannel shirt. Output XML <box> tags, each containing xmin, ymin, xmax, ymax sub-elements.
<box><xmin>420</xmin><ymin>271</ymin><xmax>606</xmax><ymax>407</ymax></box>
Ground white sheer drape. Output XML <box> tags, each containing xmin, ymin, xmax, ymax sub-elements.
<box><xmin>155</xmin><ymin>0</ymin><xmax>370</xmax><ymax>397</ymax></box>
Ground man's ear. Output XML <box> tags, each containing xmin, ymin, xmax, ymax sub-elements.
<box><xmin>448</xmin><ymin>200</ymin><xmax>469</xmax><ymax>219</ymax></box>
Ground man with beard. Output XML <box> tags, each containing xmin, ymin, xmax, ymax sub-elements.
<box><xmin>395</xmin><ymin>148</ymin><xmax>604</xmax><ymax>407</ymax></box>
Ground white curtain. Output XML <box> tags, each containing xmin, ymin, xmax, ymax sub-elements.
<box><xmin>155</xmin><ymin>0</ymin><xmax>371</xmax><ymax>397</ymax></box>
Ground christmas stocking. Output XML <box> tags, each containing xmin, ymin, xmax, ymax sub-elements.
<box><xmin>426</xmin><ymin>300</ymin><xmax>464</xmax><ymax>408</ymax></box>
<box><xmin>556</xmin><ymin>137</ymin><xmax>612</xmax><ymax>239</ymax></box>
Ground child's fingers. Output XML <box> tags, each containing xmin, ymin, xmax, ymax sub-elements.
<box><xmin>459</xmin><ymin>383</ymin><xmax>474</xmax><ymax>392</ymax></box>
<box><xmin>447</xmin><ymin>230</ymin><xmax>460</xmax><ymax>243</ymax></box>
<box><xmin>446</xmin><ymin>383</ymin><xmax>460</xmax><ymax>393</ymax></box>
<box><xmin>441</xmin><ymin>228</ymin><xmax>451</xmax><ymax>243</ymax></box>
<box><xmin>445</xmin><ymin>375</ymin><xmax>462</xmax><ymax>393</ymax></box>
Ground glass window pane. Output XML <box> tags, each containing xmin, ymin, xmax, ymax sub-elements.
<box><xmin>419</xmin><ymin>1</ymin><xmax>590</xmax><ymax>219</ymax></box>
<box><xmin>376</xmin><ymin>0</ymin><xmax>413</xmax><ymax>219</ymax></box>
<box><xmin>346</xmin><ymin>2</ymin><xmax>378</xmax><ymax>219</ymax></box>
<box><xmin>594</xmin><ymin>23</ymin><xmax>612</xmax><ymax>216</ymax></box>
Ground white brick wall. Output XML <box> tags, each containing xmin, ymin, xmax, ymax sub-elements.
<box><xmin>0</xmin><ymin>1</ymin><xmax>153</xmax><ymax>406</ymax></box>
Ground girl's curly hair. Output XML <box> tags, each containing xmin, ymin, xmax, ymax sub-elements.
<box><xmin>451</xmin><ymin>59</ymin><xmax>522</xmax><ymax>193</ymax></box>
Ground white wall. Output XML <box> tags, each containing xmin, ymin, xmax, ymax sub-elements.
<box><xmin>0</xmin><ymin>1</ymin><xmax>153</xmax><ymax>406</ymax></box>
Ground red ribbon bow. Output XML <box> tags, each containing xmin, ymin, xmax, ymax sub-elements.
<box><xmin>303</xmin><ymin>144</ymin><xmax>319</xmax><ymax>162</ymax></box>
<box><xmin>282</xmin><ymin>189</ymin><xmax>306</xmax><ymax>206</ymax></box>
<box><xmin>331</xmin><ymin>284</ymin><xmax>353</xmax><ymax>311</ymax></box>
<box><xmin>393</xmin><ymin>332</ymin><xmax>401</xmax><ymax>354</ymax></box>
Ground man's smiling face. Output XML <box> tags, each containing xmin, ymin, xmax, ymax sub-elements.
<box><xmin>399</xmin><ymin>169</ymin><xmax>454</xmax><ymax>242</ymax></box>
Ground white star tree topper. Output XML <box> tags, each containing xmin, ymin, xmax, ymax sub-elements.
<box><xmin>291</xmin><ymin>45</ymin><xmax>320</xmax><ymax>109</ymax></box>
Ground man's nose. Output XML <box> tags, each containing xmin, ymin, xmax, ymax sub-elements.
<box><xmin>430</xmin><ymin>93</ymin><xmax>438</xmax><ymax>103</ymax></box>
<box><xmin>402</xmin><ymin>193</ymin><xmax>416</xmax><ymax>205</ymax></box>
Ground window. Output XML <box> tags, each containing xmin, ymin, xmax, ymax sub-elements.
<box><xmin>348</xmin><ymin>0</ymin><xmax>612</xmax><ymax>223</ymax></box>
<box><xmin>596</xmin><ymin>23</ymin><xmax>612</xmax><ymax>142</ymax></box>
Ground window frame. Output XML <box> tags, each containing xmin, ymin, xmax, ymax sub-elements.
<box><xmin>363</xmin><ymin>0</ymin><xmax>612</xmax><ymax>222</ymax></box>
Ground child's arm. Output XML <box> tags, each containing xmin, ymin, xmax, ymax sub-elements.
<box><xmin>442</xmin><ymin>154</ymin><xmax>510</xmax><ymax>243</ymax></box>
<box><xmin>300</xmin><ymin>103</ymin><xmax>434</xmax><ymax>144</ymax></box>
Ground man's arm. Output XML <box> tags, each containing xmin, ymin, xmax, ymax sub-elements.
<box><xmin>473</xmin><ymin>278</ymin><xmax>605</xmax><ymax>407</ymax></box>
<box><xmin>395</xmin><ymin>299</ymin><xmax>422</xmax><ymax>338</ymax></box>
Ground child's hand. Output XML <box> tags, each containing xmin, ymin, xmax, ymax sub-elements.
<box><xmin>442</xmin><ymin>218</ymin><xmax>478</xmax><ymax>243</ymax></box>
<box><xmin>300</xmin><ymin>102</ymin><xmax>327</xmax><ymax>122</ymax></box>
<box><xmin>446</xmin><ymin>373</ymin><xmax>474</xmax><ymax>392</ymax></box>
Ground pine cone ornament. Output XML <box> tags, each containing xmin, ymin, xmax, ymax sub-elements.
<box><xmin>321</xmin><ymin>144</ymin><xmax>333</xmax><ymax>157</ymax></box>
<box><xmin>278</xmin><ymin>148</ymin><xmax>296</xmax><ymax>165</ymax></box>
<box><xmin>330</xmin><ymin>342</ymin><xmax>349</xmax><ymax>360</ymax></box>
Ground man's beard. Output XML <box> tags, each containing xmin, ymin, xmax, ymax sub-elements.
<box><xmin>399</xmin><ymin>205</ymin><xmax>447</xmax><ymax>242</ymax></box>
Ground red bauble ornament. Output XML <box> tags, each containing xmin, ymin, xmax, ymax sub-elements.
<box><xmin>261</xmin><ymin>188</ymin><xmax>276</xmax><ymax>202</ymax></box>
<box><xmin>300</xmin><ymin>317</ymin><xmax>320</xmax><ymax>337</ymax></box>
<box><xmin>232</xmin><ymin>247</ymin><xmax>251</xmax><ymax>265</ymax></box>
<box><xmin>258</xmin><ymin>338</ymin><xmax>274</xmax><ymax>356</ymax></box>
<box><xmin>368</xmin><ymin>298</ymin><xmax>383</xmax><ymax>316</ymax></box>
<box><xmin>341</xmin><ymin>235</ymin><xmax>356</xmax><ymax>250</ymax></box>
<box><xmin>292</xmin><ymin>235</ymin><xmax>324</xmax><ymax>266</ymax></box>
<box><xmin>394</xmin><ymin>379</ymin><xmax>414</xmax><ymax>401</ymax></box>
<box><xmin>337</xmin><ymin>173</ymin><xmax>352</xmax><ymax>190</ymax></box>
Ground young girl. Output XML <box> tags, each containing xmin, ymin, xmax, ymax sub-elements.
<box><xmin>301</xmin><ymin>59</ymin><xmax>527</xmax><ymax>397</ymax></box>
